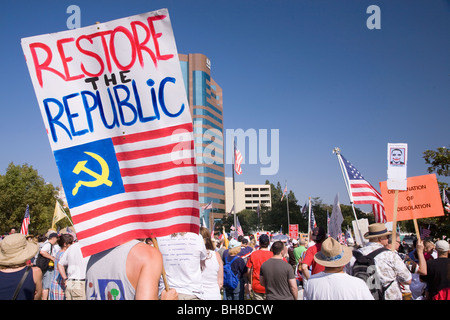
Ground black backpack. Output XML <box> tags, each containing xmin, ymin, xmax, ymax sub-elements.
<box><xmin>352</xmin><ymin>247</ymin><xmax>393</xmax><ymax>300</ymax></box>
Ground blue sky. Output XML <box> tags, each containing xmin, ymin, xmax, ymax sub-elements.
<box><xmin>1</xmin><ymin>0</ymin><xmax>449</xmax><ymax>213</ymax></box>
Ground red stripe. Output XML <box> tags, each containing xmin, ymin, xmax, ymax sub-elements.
<box><xmin>111</xmin><ymin>123</ymin><xmax>193</xmax><ymax>146</ymax></box>
<box><xmin>115</xmin><ymin>140</ymin><xmax>194</xmax><ymax>161</ymax></box>
<box><xmin>72</xmin><ymin>191</ymin><xmax>199</xmax><ymax>224</ymax></box>
<box><xmin>352</xmin><ymin>191</ymin><xmax>383</xmax><ymax>200</ymax></box>
<box><xmin>120</xmin><ymin>158</ymin><xmax>196</xmax><ymax>177</ymax></box>
<box><xmin>124</xmin><ymin>174</ymin><xmax>198</xmax><ymax>192</ymax></box>
<box><xmin>80</xmin><ymin>223</ymin><xmax>200</xmax><ymax>257</ymax></box>
<box><xmin>76</xmin><ymin>207</ymin><xmax>199</xmax><ymax>240</ymax></box>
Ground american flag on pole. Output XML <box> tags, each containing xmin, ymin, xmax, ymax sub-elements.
<box><xmin>420</xmin><ymin>226</ymin><xmax>431</xmax><ymax>239</ymax></box>
<box><xmin>443</xmin><ymin>189</ymin><xmax>450</xmax><ymax>213</ymax></box>
<box><xmin>236</xmin><ymin>216</ymin><xmax>244</xmax><ymax>236</ymax></box>
<box><xmin>339</xmin><ymin>154</ymin><xmax>387</xmax><ymax>223</ymax></box>
<box><xmin>234</xmin><ymin>141</ymin><xmax>243</xmax><ymax>175</ymax></box>
<box><xmin>202</xmin><ymin>201</ymin><xmax>213</xmax><ymax>211</ymax></box>
<box><xmin>310</xmin><ymin>208</ymin><xmax>317</xmax><ymax>230</ymax></box>
<box><xmin>20</xmin><ymin>205</ymin><xmax>30</xmax><ymax>235</ymax></box>
<box><xmin>281</xmin><ymin>183</ymin><xmax>287</xmax><ymax>201</ymax></box>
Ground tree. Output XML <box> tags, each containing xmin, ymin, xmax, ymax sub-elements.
<box><xmin>423</xmin><ymin>145</ymin><xmax>450</xmax><ymax>178</ymax></box>
<box><xmin>0</xmin><ymin>163</ymin><xmax>58</xmax><ymax>235</ymax></box>
<box><xmin>421</xmin><ymin>145</ymin><xmax>450</xmax><ymax>238</ymax></box>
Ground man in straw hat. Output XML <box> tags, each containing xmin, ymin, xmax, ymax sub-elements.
<box><xmin>0</xmin><ymin>233</ymin><xmax>43</xmax><ymax>299</ymax></box>
<box><xmin>303</xmin><ymin>237</ymin><xmax>374</xmax><ymax>300</ymax></box>
<box><xmin>348</xmin><ymin>223</ymin><xmax>412</xmax><ymax>300</ymax></box>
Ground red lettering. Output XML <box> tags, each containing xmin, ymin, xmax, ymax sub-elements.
<box><xmin>76</xmin><ymin>35</ymin><xmax>105</xmax><ymax>77</ymax></box>
<box><xmin>109</xmin><ymin>26</ymin><xmax>137</xmax><ymax>71</ymax></box>
<box><xmin>89</xmin><ymin>31</ymin><xmax>114</xmax><ymax>73</ymax></box>
<box><xmin>56</xmin><ymin>38</ymin><xmax>84</xmax><ymax>82</ymax></box>
<box><xmin>29</xmin><ymin>42</ymin><xmax>66</xmax><ymax>87</ymax></box>
<box><xmin>148</xmin><ymin>15</ymin><xmax>174</xmax><ymax>63</ymax></box>
<box><xmin>131</xmin><ymin>20</ymin><xmax>157</xmax><ymax>68</ymax></box>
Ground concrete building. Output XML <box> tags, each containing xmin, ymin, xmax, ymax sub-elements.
<box><xmin>179</xmin><ymin>53</ymin><xmax>224</xmax><ymax>227</ymax></box>
<box><xmin>225</xmin><ymin>177</ymin><xmax>272</xmax><ymax>213</ymax></box>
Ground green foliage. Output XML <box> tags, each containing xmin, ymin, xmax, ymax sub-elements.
<box><xmin>0</xmin><ymin>163</ymin><xmax>58</xmax><ymax>235</ymax></box>
<box><xmin>423</xmin><ymin>145</ymin><xmax>450</xmax><ymax>178</ymax></box>
<box><xmin>421</xmin><ymin>145</ymin><xmax>450</xmax><ymax>239</ymax></box>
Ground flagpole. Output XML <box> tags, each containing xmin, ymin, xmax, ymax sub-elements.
<box><xmin>333</xmin><ymin>147</ymin><xmax>365</xmax><ymax>246</ymax></box>
<box><xmin>232</xmin><ymin>136</ymin><xmax>237</xmax><ymax>238</ymax></box>
<box><xmin>285</xmin><ymin>180</ymin><xmax>290</xmax><ymax>231</ymax></box>
<box><xmin>308</xmin><ymin>197</ymin><xmax>311</xmax><ymax>242</ymax></box>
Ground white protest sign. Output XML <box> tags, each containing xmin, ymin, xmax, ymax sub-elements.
<box><xmin>329</xmin><ymin>193</ymin><xmax>344</xmax><ymax>240</ymax></box>
<box><xmin>387</xmin><ymin>143</ymin><xmax>408</xmax><ymax>190</ymax></box>
<box><xmin>352</xmin><ymin>218</ymin><xmax>369</xmax><ymax>246</ymax></box>
<box><xmin>21</xmin><ymin>9</ymin><xmax>200</xmax><ymax>256</ymax></box>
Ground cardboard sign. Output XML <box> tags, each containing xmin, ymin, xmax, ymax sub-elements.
<box><xmin>21</xmin><ymin>9</ymin><xmax>200</xmax><ymax>256</ymax></box>
<box><xmin>387</xmin><ymin>143</ymin><xmax>407</xmax><ymax>190</ymax></box>
<box><xmin>289</xmin><ymin>224</ymin><xmax>299</xmax><ymax>240</ymax></box>
<box><xmin>380</xmin><ymin>174</ymin><xmax>444</xmax><ymax>222</ymax></box>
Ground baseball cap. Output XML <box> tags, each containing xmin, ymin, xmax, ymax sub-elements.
<box><xmin>435</xmin><ymin>240</ymin><xmax>449</xmax><ymax>252</ymax></box>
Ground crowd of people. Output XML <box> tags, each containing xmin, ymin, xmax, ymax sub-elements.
<box><xmin>0</xmin><ymin>223</ymin><xmax>448</xmax><ymax>300</ymax></box>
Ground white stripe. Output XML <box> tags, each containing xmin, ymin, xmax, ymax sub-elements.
<box><xmin>78</xmin><ymin>215</ymin><xmax>200</xmax><ymax>248</ymax></box>
<box><xmin>121</xmin><ymin>166</ymin><xmax>197</xmax><ymax>185</ymax></box>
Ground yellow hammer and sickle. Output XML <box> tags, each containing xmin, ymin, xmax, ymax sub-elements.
<box><xmin>72</xmin><ymin>151</ymin><xmax>113</xmax><ymax>196</ymax></box>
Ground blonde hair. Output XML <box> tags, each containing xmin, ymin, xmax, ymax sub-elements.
<box><xmin>228</xmin><ymin>245</ymin><xmax>242</xmax><ymax>256</ymax></box>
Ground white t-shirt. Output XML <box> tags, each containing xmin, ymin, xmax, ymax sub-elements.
<box><xmin>304</xmin><ymin>272</ymin><xmax>374</xmax><ymax>300</ymax></box>
<box><xmin>58</xmin><ymin>242</ymin><xmax>89</xmax><ymax>280</ymax></box>
<box><xmin>156</xmin><ymin>233</ymin><xmax>207</xmax><ymax>298</ymax></box>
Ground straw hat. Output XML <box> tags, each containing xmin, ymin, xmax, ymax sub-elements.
<box><xmin>0</xmin><ymin>233</ymin><xmax>39</xmax><ymax>266</ymax></box>
<box><xmin>314</xmin><ymin>237</ymin><xmax>353</xmax><ymax>267</ymax></box>
<box><xmin>364</xmin><ymin>223</ymin><xmax>392</xmax><ymax>239</ymax></box>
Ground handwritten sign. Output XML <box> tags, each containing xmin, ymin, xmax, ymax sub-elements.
<box><xmin>380</xmin><ymin>174</ymin><xmax>444</xmax><ymax>222</ymax></box>
<box><xmin>21</xmin><ymin>9</ymin><xmax>199</xmax><ymax>256</ymax></box>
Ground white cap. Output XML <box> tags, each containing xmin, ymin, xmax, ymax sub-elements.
<box><xmin>435</xmin><ymin>240</ymin><xmax>449</xmax><ymax>252</ymax></box>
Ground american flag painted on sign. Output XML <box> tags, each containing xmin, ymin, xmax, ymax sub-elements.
<box><xmin>64</xmin><ymin>123</ymin><xmax>199</xmax><ymax>257</ymax></box>
<box><xmin>339</xmin><ymin>154</ymin><xmax>387</xmax><ymax>223</ymax></box>
<box><xmin>20</xmin><ymin>205</ymin><xmax>30</xmax><ymax>236</ymax></box>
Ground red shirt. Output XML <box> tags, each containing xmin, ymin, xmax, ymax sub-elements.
<box><xmin>246</xmin><ymin>249</ymin><xmax>273</xmax><ymax>293</ymax></box>
<box><xmin>302</xmin><ymin>243</ymin><xmax>325</xmax><ymax>275</ymax></box>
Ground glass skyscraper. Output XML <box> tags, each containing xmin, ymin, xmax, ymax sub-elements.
<box><xmin>179</xmin><ymin>53</ymin><xmax>224</xmax><ymax>228</ymax></box>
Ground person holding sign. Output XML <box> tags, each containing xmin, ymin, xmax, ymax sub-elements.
<box><xmin>348</xmin><ymin>223</ymin><xmax>412</xmax><ymax>300</ymax></box>
<box><xmin>420</xmin><ymin>240</ymin><xmax>450</xmax><ymax>300</ymax></box>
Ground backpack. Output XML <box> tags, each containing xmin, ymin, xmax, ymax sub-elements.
<box><xmin>352</xmin><ymin>247</ymin><xmax>393</xmax><ymax>300</ymax></box>
<box><xmin>223</xmin><ymin>256</ymin><xmax>240</xmax><ymax>290</ymax></box>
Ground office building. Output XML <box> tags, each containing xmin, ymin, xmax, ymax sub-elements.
<box><xmin>179</xmin><ymin>53</ymin><xmax>225</xmax><ymax>227</ymax></box>
<box><xmin>225</xmin><ymin>177</ymin><xmax>272</xmax><ymax>213</ymax></box>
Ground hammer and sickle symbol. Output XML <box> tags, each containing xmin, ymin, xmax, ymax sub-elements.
<box><xmin>72</xmin><ymin>152</ymin><xmax>113</xmax><ymax>196</ymax></box>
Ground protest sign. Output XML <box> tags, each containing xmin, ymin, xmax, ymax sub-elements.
<box><xmin>289</xmin><ymin>224</ymin><xmax>298</xmax><ymax>240</ymax></box>
<box><xmin>329</xmin><ymin>193</ymin><xmax>344</xmax><ymax>240</ymax></box>
<box><xmin>380</xmin><ymin>174</ymin><xmax>444</xmax><ymax>222</ymax></box>
<box><xmin>387</xmin><ymin>143</ymin><xmax>408</xmax><ymax>190</ymax></box>
<box><xmin>21</xmin><ymin>8</ymin><xmax>199</xmax><ymax>257</ymax></box>
<box><xmin>352</xmin><ymin>218</ymin><xmax>369</xmax><ymax>246</ymax></box>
